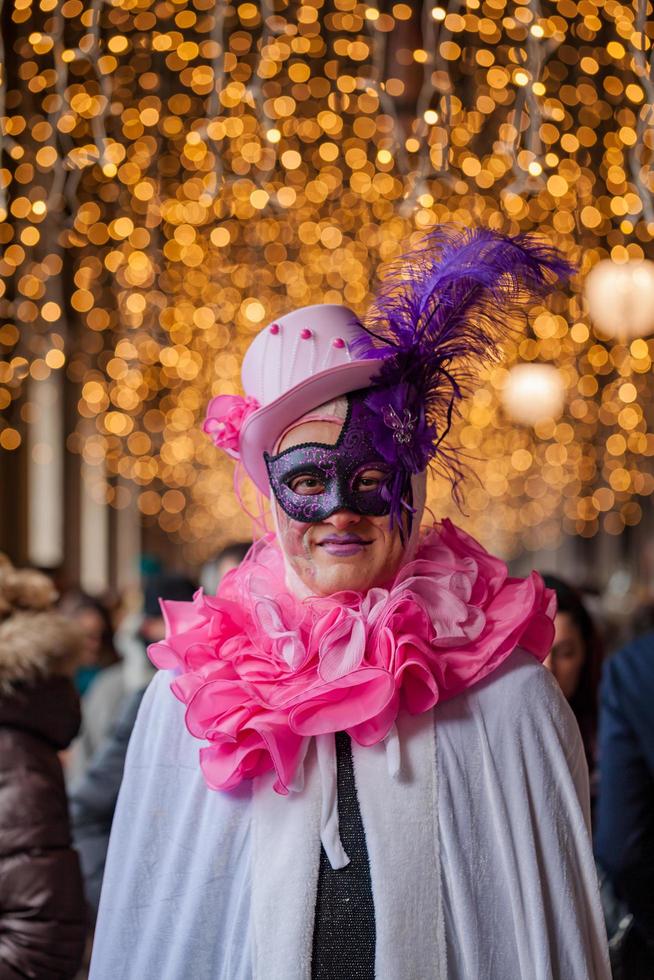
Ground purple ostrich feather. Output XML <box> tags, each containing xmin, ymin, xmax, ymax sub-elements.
<box><xmin>353</xmin><ymin>226</ymin><xmax>575</xmax><ymax>523</ymax></box>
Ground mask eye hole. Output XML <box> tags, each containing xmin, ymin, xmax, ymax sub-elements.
<box><xmin>288</xmin><ymin>473</ymin><xmax>326</xmax><ymax>496</ymax></box>
<box><xmin>352</xmin><ymin>468</ymin><xmax>388</xmax><ymax>493</ymax></box>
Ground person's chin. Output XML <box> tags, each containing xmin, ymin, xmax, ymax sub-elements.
<box><xmin>316</xmin><ymin>565</ymin><xmax>375</xmax><ymax>594</ymax></box>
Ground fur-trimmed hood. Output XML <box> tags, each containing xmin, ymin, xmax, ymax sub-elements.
<box><xmin>0</xmin><ymin>611</ymin><xmax>82</xmax><ymax>692</ymax></box>
<box><xmin>0</xmin><ymin>557</ymin><xmax>58</xmax><ymax>617</ymax></box>
<box><xmin>0</xmin><ymin>556</ymin><xmax>82</xmax><ymax>692</ymax></box>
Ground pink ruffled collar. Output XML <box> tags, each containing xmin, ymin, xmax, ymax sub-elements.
<box><xmin>149</xmin><ymin>520</ymin><xmax>555</xmax><ymax>796</ymax></box>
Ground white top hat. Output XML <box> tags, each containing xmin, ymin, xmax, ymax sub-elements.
<box><xmin>237</xmin><ymin>305</ymin><xmax>384</xmax><ymax>494</ymax></box>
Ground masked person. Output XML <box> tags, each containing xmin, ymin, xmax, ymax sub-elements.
<box><xmin>90</xmin><ymin>229</ymin><xmax>610</xmax><ymax>980</ymax></box>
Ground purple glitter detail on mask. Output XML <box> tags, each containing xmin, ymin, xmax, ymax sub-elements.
<box><xmin>264</xmin><ymin>393</ymin><xmax>408</xmax><ymax>525</ymax></box>
<box><xmin>350</xmin><ymin>388</ymin><xmax>419</xmax><ymax>528</ymax></box>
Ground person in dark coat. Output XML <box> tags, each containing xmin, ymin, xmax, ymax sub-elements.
<box><xmin>595</xmin><ymin>631</ymin><xmax>654</xmax><ymax>979</ymax></box>
<box><xmin>542</xmin><ymin>574</ymin><xmax>604</xmax><ymax>801</ymax></box>
<box><xmin>0</xmin><ymin>556</ymin><xmax>87</xmax><ymax>980</ymax></box>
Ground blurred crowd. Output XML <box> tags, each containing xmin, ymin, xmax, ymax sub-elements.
<box><xmin>0</xmin><ymin>542</ymin><xmax>248</xmax><ymax>980</ymax></box>
<box><xmin>0</xmin><ymin>543</ymin><xmax>652</xmax><ymax>979</ymax></box>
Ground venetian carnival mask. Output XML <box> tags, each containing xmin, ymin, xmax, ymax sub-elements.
<box><xmin>264</xmin><ymin>392</ymin><xmax>400</xmax><ymax>523</ymax></box>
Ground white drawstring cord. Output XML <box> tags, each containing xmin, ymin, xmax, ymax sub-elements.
<box><xmin>309</xmin><ymin>728</ymin><xmax>402</xmax><ymax>870</ymax></box>
<box><xmin>383</xmin><ymin>723</ymin><xmax>401</xmax><ymax>778</ymax></box>
<box><xmin>316</xmin><ymin>733</ymin><xmax>350</xmax><ymax>870</ymax></box>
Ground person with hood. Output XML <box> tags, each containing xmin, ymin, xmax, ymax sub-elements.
<box><xmin>90</xmin><ymin>229</ymin><xmax>610</xmax><ymax>979</ymax></box>
<box><xmin>0</xmin><ymin>556</ymin><xmax>86</xmax><ymax>979</ymax></box>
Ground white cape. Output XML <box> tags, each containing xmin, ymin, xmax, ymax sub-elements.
<box><xmin>90</xmin><ymin>649</ymin><xmax>609</xmax><ymax>979</ymax></box>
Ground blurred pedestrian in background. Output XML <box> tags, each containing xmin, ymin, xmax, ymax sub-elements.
<box><xmin>199</xmin><ymin>541</ymin><xmax>250</xmax><ymax>596</ymax></box>
<box><xmin>63</xmin><ymin>593</ymin><xmax>121</xmax><ymax>786</ymax></box>
<box><xmin>58</xmin><ymin>593</ymin><xmax>118</xmax><ymax>697</ymax></box>
<box><xmin>595</xmin><ymin>629</ymin><xmax>654</xmax><ymax>979</ymax></box>
<box><xmin>542</xmin><ymin>574</ymin><xmax>604</xmax><ymax>801</ymax></box>
<box><xmin>70</xmin><ymin>550</ymin><xmax>250</xmax><ymax>920</ymax></box>
<box><xmin>68</xmin><ymin>573</ymin><xmax>195</xmax><ymax>784</ymax></box>
<box><xmin>0</xmin><ymin>555</ymin><xmax>87</xmax><ymax>979</ymax></box>
<box><xmin>70</xmin><ymin>571</ymin><xmax>197</xmax><ymax>919</ymax></box>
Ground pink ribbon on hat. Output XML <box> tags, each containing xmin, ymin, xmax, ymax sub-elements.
<box><xmin>203</xmin><ymin>394</ymin><xmax>261</xmax><ymax>458</ymax></box>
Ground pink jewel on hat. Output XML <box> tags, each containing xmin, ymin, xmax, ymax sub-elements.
<box><xmin>232</xmin><ymin>304</ymin><xmax>386</xmax><ymax>493</ymax></box>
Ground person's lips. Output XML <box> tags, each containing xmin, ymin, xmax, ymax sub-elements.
<box><xmin>317</xmin><ymin>533</ymin><xmax>371</xmax><ymax>557</ymax></box>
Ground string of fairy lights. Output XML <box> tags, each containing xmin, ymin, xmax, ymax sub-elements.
<box><xmin>0</xmin><ymin>0</ymin><xmax>653</xmax><ymax>562</ymax></box>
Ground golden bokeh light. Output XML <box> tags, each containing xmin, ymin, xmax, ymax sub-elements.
<box><xmin>0</xmin><ymin>0</ymin><xmax>653</xmax><ymax>562</ymax></box>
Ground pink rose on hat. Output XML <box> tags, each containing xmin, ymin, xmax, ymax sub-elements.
<box><xmin>203</xmin><ymin>394</ymin><xmax>260</xmax><ymax>458</ymax></box>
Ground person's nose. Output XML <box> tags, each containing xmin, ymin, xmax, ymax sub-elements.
<box><xmin>323</xmin><ymin>509</ymin><xmax>360</xmax><ymax>531</ymax></box>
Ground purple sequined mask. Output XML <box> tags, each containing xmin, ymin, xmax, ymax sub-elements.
<box><xmin>265</xmin><ymin>392</ymin><xmax>407</xmax><ymax>524</ymax></box>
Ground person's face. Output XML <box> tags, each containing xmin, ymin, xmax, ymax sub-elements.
<box><xmin>543</xmin><ymin>611</ymin><xmax>585</xmax><ymax>700</ymax></box>
<box><xmin>273</xmin><ymin>419</ymin><xmax>407</xmax><ymax>597</ymax></box>
<box><xmin>140</xmin><ymin>615</ymin><xmax>165</xmax><ymax>644</ymax></box>
<box><xmin>75</xmin><ymin>608</ymin><xmax>105</xmax><ymax>665</ymax></box>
